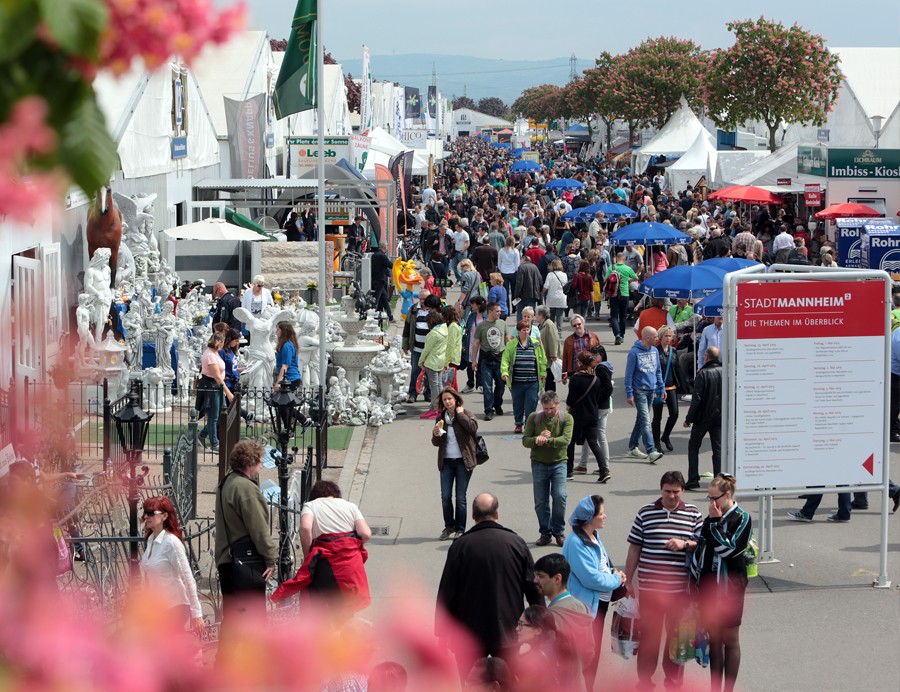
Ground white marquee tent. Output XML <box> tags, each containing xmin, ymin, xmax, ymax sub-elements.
<box><xmin>360</xmin><ymin>127</ymin><xmax>430</xmax><ymax>178</ymax></box>
<box><xmin>633</xmin><ymin>96</ymin><xmax>714</xmax><ymax>173</ymax></box>
<box><xmin>712</xmin><ymin>150</ymin><xmax>771</xmax><ymax>189</ymax></box>
<box><xmin>668</xmin><ymin>132</ymin><xmax>719</xmax><ymax>194</ymax></box>
<box><xmin>452</xmin><ymin>108</ymin><xmax>512</xmax><ymax>133</ymax></box>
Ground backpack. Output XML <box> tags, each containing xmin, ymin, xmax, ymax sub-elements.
<box><xmin>602</xmin><ymin>269</ymin><xmax>621</xmax><ymax>298</ymax></box>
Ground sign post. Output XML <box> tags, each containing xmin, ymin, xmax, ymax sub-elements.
<box><xmin>722</xmin><ymin>264</ymin><xmax>892</xmax><ymax>587</ymax></box>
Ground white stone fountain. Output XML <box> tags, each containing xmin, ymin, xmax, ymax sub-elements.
<box><xmin>330</xmin><ymin>295</ymin><xmax>384</xmax><ymax>388</ymax></box>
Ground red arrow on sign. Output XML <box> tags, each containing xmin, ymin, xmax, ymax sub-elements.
<box><xmin>862</xmin><ymin>454</ymin><xmax>874</xmax><ymax>476</ymax></box>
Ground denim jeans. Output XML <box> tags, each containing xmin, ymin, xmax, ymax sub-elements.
<box><xmin>408</xmin><ymin>350</ymin><xmax>430</xmax><ymax>400</ymax></box>
<box><xmin>510</xmin><ymin>379</ymin><xmax>539</xmax><ymax>426</ymax></box>
<box><xmin>628</xmin><ymin>389</ymin><xmax>656</xmax><ymax>453</ymax></box>
<box><xmin>550</xmin><ymin>307</ymin><xmax>565</xmax><ymax>331</ymax></box>
<box><xmin>479</xmin><ymin>356</ymin><xmax>505</xmax><ymax>414</ymax></box>
<box><xmin>532</xmin><ymin>462</ymin><xmax>567</xmax><ymax>537</ymax></box>
<box><xmin>502</xmin><ymin>273</ymin><xmax>517</xmax><ymax>313</ymax></box>
<box><xmin>800</xmin><ymin>491</ymin><xmax>853</xmax><ymax>520</ymax></box>
<box><xmin>610</xmin><ymin>295</ymin><xmax>629</xmax><ymax>338</ymax></box>
<box><xmin>440</xmin><ymin>457</ymin><xmax>473</xmax><ymax>533</ymax></box>
<box><xmin>450</xmin><ymin>250</ymin><xmax>468</xmax><ymax>280</ymax></box>
<box><xmin>199</xmin><ymin>386</ymin><xmax>221</xmax><ymax>446</ymax></box>
<box><xmin>424</xmin><ymin>367</ymin><xmax>443</xmax><ymax>409</ymax></box>
<box><xmin>575</xmin><ymin>300</ymin><xmax>591</xmax><ymax>319</ymax></box>
<box><xmin>578</xmin><ymin>409</ymin><xmax>611</xmax><ymax>473</ymax></box>
<box><xmin>516</xmin><ymin>299</ymin><xmax>537</xmax><ymax>323</ymax></box>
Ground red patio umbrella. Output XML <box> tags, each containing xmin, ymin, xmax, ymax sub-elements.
<box><xmin>814</xmin><ymin>203</ymin><xmax>881</xmax><ymax>220</ymax></box>
<box><xmin>708</xmin><ymin>185</ymin><xmax>785</xmax><ymax>205</ymax></box>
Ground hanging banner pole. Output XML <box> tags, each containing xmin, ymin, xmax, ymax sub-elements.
<box><xmin>316</xmin><ymin>2</ymin><xmax>327</xmax><ymax>393</ymax></box>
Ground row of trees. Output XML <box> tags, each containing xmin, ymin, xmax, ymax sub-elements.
<box><xmin>510</xmin><ymin>18</ymin><xmax>842</xmax><ymax>152</ymax></box>
<box><xmin>452</xmin><ymin>96</ymin><xmax>509</xmax><ymax>119</ymax></box>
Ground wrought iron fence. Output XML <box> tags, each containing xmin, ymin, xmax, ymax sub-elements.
<box><xmin>163</xmin><ymin>417</ymin><xmax>199</xmax><ymax>522</ymax></box>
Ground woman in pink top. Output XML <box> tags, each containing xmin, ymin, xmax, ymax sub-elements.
<box><xmin>197</xmin><ymin>332</ymin><xmax>232</xmax><ymax>452</ymax></box>
<box><xmin>651</xmin><ymin>246</ymin><xmax>669</xmax><ymax>276</ymax></box>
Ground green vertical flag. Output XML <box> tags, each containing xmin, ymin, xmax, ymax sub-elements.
<box><xmin>273</xmin><ymin>0</ymin><xmax>317</xmax><ymax>118</ymax></box>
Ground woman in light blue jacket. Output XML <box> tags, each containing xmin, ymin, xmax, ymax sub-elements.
<box><xmin>562</xmin><ymin>495</ymin><xmax>626</xmax><ymax>691</ymax></box>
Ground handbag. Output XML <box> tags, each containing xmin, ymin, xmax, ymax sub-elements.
<box><xmin>475</xmin><ymin>435</ymin><xmax>490</xmax><ymax>465</ymax></box>
<box><xmin>216</xmin><ymin>472</ymin><xmax>268</xmax><ymax>591</ymax></box>
<box><xmin>652</xmin><ymin>349</ymin><xmax>673</xmax><ymax>406</ymax></box>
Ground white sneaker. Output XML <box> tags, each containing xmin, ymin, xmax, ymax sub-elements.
<box><xmin>648</xmin><ymin>451</ymin><xmax>664</xmax><ymax>464</ymax></box>
<box><xmin>681</xmin><ymin>394</ymin><xmax>692</xmax><ymax>402</ymax></box>
<box><xmin>627</xmin><ymin>448</ymin><xmax>648</xmax><ymax>459</ymax></box>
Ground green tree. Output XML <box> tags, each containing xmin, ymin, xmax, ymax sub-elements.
<box><xmin>705</xmin><ymin>17</ymin><xmax>842</xmax><ymax>152</ymax></box>
<box><xmin>476</xmin><ymin>97</ymin><xmax>508</xmax><ymax>119</ymax></box>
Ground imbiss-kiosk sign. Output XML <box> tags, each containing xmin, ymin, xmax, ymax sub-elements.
<box><xmin>734</xmin><ymin>280</ymin><xmax>885</xmax><ymax>489</ymax></box>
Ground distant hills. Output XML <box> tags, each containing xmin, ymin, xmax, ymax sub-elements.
<box><xmin>335</xmin><ymin>53</ymin><xmax>575</xmax><ymax>105</ymax></box>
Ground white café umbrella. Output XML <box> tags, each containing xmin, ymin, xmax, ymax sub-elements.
<box><xmin>161</xmin><ymin>218</ymin><xmax>267</xmax><ymax>241</ymax></box>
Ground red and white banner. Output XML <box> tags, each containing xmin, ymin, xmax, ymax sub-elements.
<box><xmin>804</xmin><ymin>183</ymin><xmax>822</xmax><ymax>207</ymax></box>
<box><xmin>735</xmin><ymin>280</ymin><xmax>886</xmax><ymax>488</ymax></box>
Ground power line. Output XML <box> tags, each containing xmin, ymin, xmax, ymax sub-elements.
<box><xmin>369</xmin><ymin>63</ymin><xmax>569</xmax><ymax>79</ymax></box>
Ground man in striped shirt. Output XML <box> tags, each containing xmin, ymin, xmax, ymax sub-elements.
<box><xmin>624</xmin><ymin>471</ymin><xmax>703</xmax><ymax>691</ymax></box>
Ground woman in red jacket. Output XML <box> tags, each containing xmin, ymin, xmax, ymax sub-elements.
<box><xmin>572</xmin><ymin>260</ymin><xmax>594</xmax><ymax>321</ymax></box>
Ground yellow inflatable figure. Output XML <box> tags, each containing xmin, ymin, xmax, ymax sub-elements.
<box><xmin>392</xmin><ymin>258</ymin><xmax>423</xmax><ymax>321</ymax></box>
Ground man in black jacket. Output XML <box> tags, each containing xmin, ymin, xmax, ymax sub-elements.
<box><xmin>436</xmin><ymin>493</ymin><xmax>542</xmax><ymax>677</ymax></box>
<box><xmin>683</xmin><ymin>346</ymin><xmax>722</xmax><ymax>490</ymax></box>
<box><xmin>212</xmin><ymin>282</ymin><xmax>241</xmax><ymax>330</ymax></box>
<box><xmin>370</xmin><ymin>245</ymin><xmax>394</xmax><ymax>321</ymax></box>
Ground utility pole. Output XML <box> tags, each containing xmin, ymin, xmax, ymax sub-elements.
<box><xmin>432</xmin><ymin>62</ymin><xmax>437</xmax><ymax>88</ymax></box>
<box><xmin>569</xmin><ymin>54</ymin><xmax>577</xmax><ymax>81</ymax></box>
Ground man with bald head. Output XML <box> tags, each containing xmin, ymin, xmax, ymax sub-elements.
<box><xmin>683</xmin><ymin>346</ymin><xmax>723</xmax><ymax>490</ymax></box>
<box><xmin>212</xmin><ymin>282</ymin><xmax>240</xmax><ymax>330</ymax></box>
<box><xmin>436</xmin><ymin>492</ymin><xmax>542</xmax><ymax>677</ymax></box>
<box><xmin>624</xmin><ymin>327</ymin><xmax>665</xmax><ymax>463</ymax></box>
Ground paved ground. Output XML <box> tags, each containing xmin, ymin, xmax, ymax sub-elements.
<box><xmin>343</xmin><ymin>314</ymin><xmax>900</xmax><ymax>692</ymax></box>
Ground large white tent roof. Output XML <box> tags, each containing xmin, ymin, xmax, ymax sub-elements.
<box><xmin>730</xmin><ymin>142</ymin><xmax>827</xmax><ymax>190</ymax></box>
<box><xmin>360</xmin><ymin>127</ymin><xmax>430</xmax><ymax>177</ymax></box>
<box><xmin>832</xmin><ymin>47</ymin><xmax>899</xmax><ymax>123</ymax></box>
<box><xmin>191</xmin><ymin>31</ymin><xmax>270</xmax><ymax>138</ymax></box>
<box><xmin>633</xmin><ymin>96</ymin><xmax>714</xmax><ymax>173</ymax></box>
<box><xmin>668</xmin><ymin>132</ymin><xmax>718</xmax><ymax>194</ymax></box>
<box><xmin>452</xmin><ymin>108</ymin><xmax>512</xmax><ymax>131</ymax></box>
<box><xmin>712</xmin><ymin>150</ymin><xmax>771</xmax><ymax>188</ymax></box>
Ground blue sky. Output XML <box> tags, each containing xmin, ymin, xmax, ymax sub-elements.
<box><xmin>227</xmin><ymin>0</ymin><xmax>899</xmax><ymax>61</ymax></box>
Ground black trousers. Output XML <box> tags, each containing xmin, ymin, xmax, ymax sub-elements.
<box><xmin>651</xmin><ymin>391</ymin><xmax>680</xmax><ymax>447</ymax></box>
<box><xmin>216</xmin><ymin>562</ymin><xmax>268</xmax><ymax>666</ymax></box>
<box><xmin>688</xmin><ymin>422</ymin><xmax>721</xmax><ymax>487</ymax></box>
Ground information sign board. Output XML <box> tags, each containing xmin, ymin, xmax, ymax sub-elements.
<box><xmin>734</xmin><ymin>280</ymin><xmax>885</xmax><ymax>489</ymax></box>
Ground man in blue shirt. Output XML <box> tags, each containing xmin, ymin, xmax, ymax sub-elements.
<box><xmin>697</xmin><ymin>317</ymin><xmax>723</xmax><ymax>372</ymax></box>
<box><xmin>624</xmin><ymin>327</ymin><xmax>665</xmax><ymax>463</ymax></box>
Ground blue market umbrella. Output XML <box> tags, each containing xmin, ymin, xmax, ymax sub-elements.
<box><xmin>544</xmin><ymin>178</ymin><xmax>586</xmax><ymax>191</ymax></box>
<box><xmin>561</xmin><ymin>202</ymin><xmax>637</xmax><ymax>223</ymax></box>
<box><xmin>512</xmin><ymin>148</ymin><xmax>526</xmax><ymax>159</ymax></box>
<box><xmin>610</xmin><ymin>222</ymin><xmax>692</xmax><ymax>247</ymax></box>
<box><xmin>701</xmin><ymin>257</ymin><xmax>758</xmax><ymax>273</ymax></box>
<box><xmin>694</xmin><ymin>289</ymin><xmax>724</xmax><ymax>317</ymax></box>
<box><xmin>510</xmin><ymin>160</ymin><xmax>540</xmax><ymax>172</ymax></box>
<box><xmin>638</xmin><ymin>264</ymin><xmax>728</xmax><ymax>300</ymax></box>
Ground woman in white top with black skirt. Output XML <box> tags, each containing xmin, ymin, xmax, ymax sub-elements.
<box><xmin>140</xmin><ymin>496</ymin><xmax>204</xmax><ymax>634</ymax></box>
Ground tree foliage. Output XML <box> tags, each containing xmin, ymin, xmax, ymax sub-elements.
<box><xmin>476</xmin><ymin>97</ymin><xmax>508</xmax><ymax>119</ymax></box>
<box><xmin>452</xmin><ymin>95</ymin><xmax>475</xmax><ymax>111</ymax></box>
<box><xmin>510</xmin><ymin>84</ymin><xmax>566</xmax><ymax>122</ymax></box>
<box><xmin>705</xmin><ymin>17</ymin><xmax>842</xmax><ymax>151</ymax></box>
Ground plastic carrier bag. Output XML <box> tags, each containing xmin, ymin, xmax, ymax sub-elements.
<box><xmin>668</xmin><ymin>606</ymin><xmax>698</xmax><ymax>664</ymax></box>
<box><xmin>610</xmin><ymin>595</ymin><xmax>641</xmax><ymax>659</ymax></box>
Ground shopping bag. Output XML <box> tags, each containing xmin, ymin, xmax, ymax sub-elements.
<box><xmin>441</xmin><ymin>367</ymin><xmax>458</xmax><ymax>392</ymax></box>
<box><xmin>550</xmin><ymin>359</ymin><xmax>563</xmax><ymax>382</ymax></box>
<box><xmin>53</xmin><ymin>524</ymin><xmax>72</xmax><ymax>575</ymax></box>
<box><xmin>668</xmin><ymin>606</ymin><xmax>698</xmax><ymax>664</ymax></box>
<box><xmin>593</xmin><ymin>280</ymin><xmax>603</xmax><ymax>303</ymax></box>
<box><xmin>610</xmin><ymin>595</ymin><xmax>641</xmax><ymax>659</ymax></box>
<box><xmin>695</xmin><ymin>626</ymin><xmax>710</xmax><ymax>668</ymax></box>
<box><xmin>745</xmin><ymin>531</ymin><xmax>759</xmax><ymax>578</ymax></box>
<box><xmin>416</xmin><ymin>368</ymin><xmax>427</xmax><ymax>394</ymax></box>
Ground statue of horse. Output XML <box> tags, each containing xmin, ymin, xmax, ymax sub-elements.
<box><xmin>87</xmin><ymin>185</ymin><xmax>123</xmax><ymax>287</ymax></box>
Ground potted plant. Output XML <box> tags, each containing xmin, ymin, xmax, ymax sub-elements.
<box><xmin>48</xmin><ymin>359</ymin><xmax>77</xmax><ymax>390</ymax></box>
<box><xmin>305</xmin><ymin>281</ymin><xmax>318</xmax><ymax>305</ymax></box>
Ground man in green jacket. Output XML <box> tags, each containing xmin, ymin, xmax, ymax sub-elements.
<box><xmin>214</xmin><ymin>439</ymin><xmax>277</xmax><ymax>656</ymax></box>
<box><xmin>523</xmin><ymin>391</ymin><xmax>573</xmax><ymax>547</ymax></box>
<box><xmin>610</xmin><ymin>252</ymin><xmax>638</xmax><ymax>346</ymax></box>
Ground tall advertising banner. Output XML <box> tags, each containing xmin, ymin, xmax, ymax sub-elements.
<box><xmin>360</xmin><ymin>46</ymin><xmax>373</xmax><ymax>135</ymax></box>
<box><xmin>426</xmin><ymin>86</ymin><xmax>437</xmax><ymax>132</ymax></box>
<box><xmin>734</xmin><ymin>280</ymin><xmax>886</xmax><ymax>489</ymax></box>
<box><xmin>389</xmin><ymin>151</ymin><xmax>414</xmax><ymax>232</ymax></box>
<box><xmin>350</xmin><ymin>134</ymin><xmax>372</xmax><ymax>175</ymax></box>
<box><xmin>272</xmin><ymin>0</ymin><xmax>317</xmax><ymax>117</ymax></box>
<box><xmin>404</xmin><ymin>87</ymin><xmax>421</xmax><ymax>120</ymax></box>
<box><xmin>394</xmin><ymin>87</ymin><xmax>404</xmax><ymax>140</ymax></box>
<box><xmin>374</xmin><ymin>163</ymin><xmax>392</xmax><ymax>250</ymax></box>
<box><xmin>224</xmin><ymin>94</ymin><xmax>267</xmax><ymax>179</ymax></box>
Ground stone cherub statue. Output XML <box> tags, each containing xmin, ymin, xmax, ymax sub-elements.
<box><xmin>233</xmin><ymin>305</ymin><xmax>293</xmax><ymax>391</ymax></box>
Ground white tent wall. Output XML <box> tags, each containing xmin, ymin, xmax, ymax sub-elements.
<box><xmin>451</xmin><ymin>108</ymin><xmax>511</xmax><ymax>132</ymax></box>
<box><xmin>713</xmin><ymin>151</ymin><xmax>771</xmax><ymax>188</ymax></box>
<box><xmin>729</xmin><ymin>142</ymin><xmax>827</xmax><ymax>189</ymax></box>
<box><xmin>322</xmin><ymin>64</ymin><xmax>352</xmax><ymax>135</ymax></box>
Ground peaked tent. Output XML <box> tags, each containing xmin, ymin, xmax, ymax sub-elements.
<box><xmin>633</xmin><ymin>95</ymin><xmax>714</xmax><ymax>173</ymax></box>
<box><xmin>668</xmin><ymin>132</ymin><xmax>719</xmax><ymax>194</ymax></box>
<box><xmin>452</xmin><ymin>108</ymin><xmax>512</xmax><ymax>132</ymax></box>
<box><xmin>360</xmin><ymin>127</ymin><xmax>429</xmax><ymax>178</ymax></box>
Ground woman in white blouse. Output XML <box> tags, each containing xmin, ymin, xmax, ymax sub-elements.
<box><xmin>141</xmin><ymin>496</ymin><xmax>204</xmax><ymax>634</ymax></box>
<box><xmin>240</xmin><ymin>274</ymin><xmax>274</xmax><ymax>318</ymax></box>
